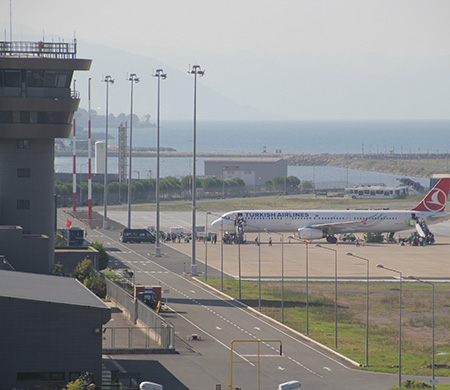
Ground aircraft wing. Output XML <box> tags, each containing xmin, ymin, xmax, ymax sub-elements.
<box><xmin>307</xmin><ymin>220</ymin><xmax>361</xmax><ymax>233</ymax></box>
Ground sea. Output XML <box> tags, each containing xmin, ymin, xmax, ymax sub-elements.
<box><xmin>55</xmin><ymin>119</ymin><xmax>450</xmax><ymax>187</ymax></box>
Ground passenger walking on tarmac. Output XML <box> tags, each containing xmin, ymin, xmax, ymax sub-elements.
<box><xmin>269</xmin><ymin>237</ymin><xmax>273</xmax><ymax>246</ymax></box>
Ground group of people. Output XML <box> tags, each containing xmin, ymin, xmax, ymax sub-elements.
<box><xmin>158</xmin><ymin>231</ymin><xmax>218</xmax><ymax>244</ymax></box>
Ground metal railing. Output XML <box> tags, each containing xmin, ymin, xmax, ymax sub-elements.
<box><xmin>105</xmin><ymin>278</ymin><xmax>174</xmax><ymax>350</ymax></box>
<box><xmin>0</xmin><ymin>40</ymin><xmax>77</xmax><ymax>58</ymax></box>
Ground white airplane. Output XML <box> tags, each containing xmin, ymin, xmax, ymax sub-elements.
<box><xmin>211</xmin><ymin>178</ymin><xmax>450</xmax><ymax>243</ymax></box>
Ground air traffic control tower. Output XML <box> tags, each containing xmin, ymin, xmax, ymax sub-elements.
<box><xmin>0</xmin><ymin>40</ymin><xmax>91</xmax><ymax>273</ymax></box>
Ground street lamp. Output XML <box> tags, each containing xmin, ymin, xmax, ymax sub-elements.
<box><xmin>102</xmin><ymin>75</ymin><xmax>114</xmax><ymax>230</ymax></box>
<box><xmin>346</xmin><ymin>252</ymin><xmax>370</xmax><ymax>367</ymax></box>
<box><xmin>127</xmin><ymin>73</ymin><xmax>139</xmax><ymax>229</ymax></box>
<box><xmin>258</xmin><ymin>231</ymin><xmax>261</xmax><ymax>311</ymax></box>
<box><xmin>266</xmin><ymin>229</ymin><xmax>284</xmax><ymax>322</ymax></box>
<box><xmin>377</xmin><ymin>264</ymin><xmax>402</xmax><ymax>388</ymax></box>
<box><xmin>316</xmin><ymin>244</ymin><xmax>338</xmax><ymax>349</ymax></box>
<box><xmin>188</xmin><ymin>64</ymin><xmax>205</xmax><ymax>277</ymax></box>
<box><xmin>153</xmin><ymin>68</ymin><xmax>167</xmax><ymax>258</ymax></box>
<box><xmin>408</xmin><ymin>276</ymin><xmax>436</xmax><ymax>390</ymax></box>
<box><xmin>205</xmin><ymin>211</ymin><xmax>211</xmax><ymax>281</ymax></box>
<box><xmin>289</xmin><ymin>236</ymin><xmax>310</xmax><ymax>335</ymax></box>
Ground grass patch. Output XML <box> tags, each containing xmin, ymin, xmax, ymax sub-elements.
<box><xmin>202</xmin><ymin>278</ymin><xmax>450</xmax><ymax>380</ymax></box>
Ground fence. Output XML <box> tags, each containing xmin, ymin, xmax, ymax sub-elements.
<box><xmin>105</xmin><ymin>278</ymin><xmax>174</xmax><ymax>350</ymax></box>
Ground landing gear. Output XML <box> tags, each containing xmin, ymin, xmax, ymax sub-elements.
<box><xmin>326</xmin><ymin>235</ymin><xmax>338</xmax><ymax>244</ymax></box>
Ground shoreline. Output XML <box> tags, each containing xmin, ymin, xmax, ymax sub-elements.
<box><xmin>55</xmin><ymin>150</ymin><xmax>450</xmax><ymax>179</ymax></box>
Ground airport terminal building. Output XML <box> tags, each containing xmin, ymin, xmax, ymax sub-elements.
<box><xmin>204</xmin><ymin>157</ymin><xmax>287</xmax><ymax>187</ymax></box>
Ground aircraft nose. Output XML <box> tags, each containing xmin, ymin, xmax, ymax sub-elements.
<box><xmin>211</xmin><ymin>217</ymin><xmax>222</xmax><ymax>231</ymax></box>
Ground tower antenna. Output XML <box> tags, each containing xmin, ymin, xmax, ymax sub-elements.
<box><xmin>9</xmin><ymin>0</ymin><xmax>13</xmax><ymax>43</ymax></box>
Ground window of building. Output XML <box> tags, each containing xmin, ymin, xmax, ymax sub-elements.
<box><xmin>17</xmin><ymin>200</ymin><xmax>31</xmax><ymax>209</ymax></box>
<box><xmin>17</xmin><ymin>168</ymin><xmax>31</xmax><ymax>178</ymax></box>
<box><xmin>26</xmin><ymin>70</ymin><xmax>45</xmax><ymax>87</ymax></box>
<box><xmin>17</xmin><ymin>140</ymin><xmax>31</xmax><ymax>149</ymax></box>
<box><xmin>57</xmin><ymin>71</ymin><xmax>72</xmax><ymax>88</ymax></box>
<box><xmin>17</xmin><ymin>372</ymin><xmax>65</xmax><ymax>381</ymax></box>
<box><xmin>43</xmin><ymin>71</ymin><xmax>58</xmax><ymax>87</ymax></box>
<box><xmin>3</xmin><ymin>69</ymin><xmax>21</xmax><ymax>87</ymax></box>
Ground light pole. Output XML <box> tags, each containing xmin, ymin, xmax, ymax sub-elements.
<box><xmin>408</xmin><ymin>276</ymin><xmax>436</xmax><ymax>390</ymax></box>
<box><xmin>127</xmin><ymin>73</ymin><xmax>139</xmax><ymax>229</ymax></box>
<box><xmin>102</xmin><ymin>75</ymin><xmax>114</xmax><ymax>230</ymax></box>
<box><xmin>258</xmin><ymin>231</ymin><xmax>261</xmax><ymax>311</ymax></box>
<box><xmin>220</xmin><ymin>216</ymin><xmax>224</xmax><ymax>291</ymax></box>
<box><xmin>266</xmin><ymin>229</ymin><xmax>284</xmax><ymax>322</ymax></box>
<box><xmin>153</xmin><ymin>69</ymin><xmax>167</xmax><ymax>258</ymax></box>
<box><xmin>188</xmin><ymin>64</ymin><xmax>205</xmax><ymax>276</ymax></box>
<box><xmin>377</xmin><ymin>264</ymin><xmax>402</xmax><ymax>388</ymax></box>
<box><xmin>316</xmin><ymin>244</ymin><xmax>338</xmax><ymax>349</ymax></box>
<box><xmin>205</xmin><ymin>211</ymin><xmax>211</xmax><ymax>281</ymax></box>
<box><xmin>346</xmin><ymin>252</ymin><xmax>370</xmax><ymax>367</ymax></box>
<box><xmin>289</xmin><ymin>236</ymin><xmax>310</xmax><ymax>335</ymax></box>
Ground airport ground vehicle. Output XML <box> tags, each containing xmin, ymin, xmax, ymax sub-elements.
<box><xmin>120</xmin><ymin>228</ymin><xmax>156</xmax><ymax>243</ymax></box>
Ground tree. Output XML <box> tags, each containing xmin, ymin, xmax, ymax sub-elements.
<box><xmin>51</xmin><ymin>262</ymin><xmax>63</xmax><ymax>276</ymax></box>
<box><xmin>73</xmin><ymin>258</ymin><xmax>106</xmax><ymax>298</ymax></box>
<box><xmin>89</xmin><ymin>241</ymin><xmax>109</xmax><ymax>270</ymax></box>
<box><xmin>73</xmin><ymin>258</ymin><xmax>93</xmax><ymax>283</ymax></box>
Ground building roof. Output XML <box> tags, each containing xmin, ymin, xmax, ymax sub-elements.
<box><xmin>205</xmin><ymin>157</ymin><xmax>285</xmax><ymax>163</ymax></box>
<box><xmin>0</xmin><ymin>270</ymin><xmax>109</xmax><ymax>310</ymax></box>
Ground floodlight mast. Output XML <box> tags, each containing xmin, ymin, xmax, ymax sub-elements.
<box><xmin>152</xmin><ymin>69</ymin><xmax>167</xmax><ymax>257</ymax></box>
<box><xmin>188</xmin><ymin>65</ymin><xmax>205</xmax><ymax>276</ymax></box>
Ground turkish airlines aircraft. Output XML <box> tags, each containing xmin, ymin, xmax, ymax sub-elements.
<box><xmin>211</xmin><ymin>178</ymin><xmax>450</xmax><ymax>243</ymax></box>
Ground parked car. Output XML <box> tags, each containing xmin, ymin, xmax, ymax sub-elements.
<box><xmin>120</xmin><ymin>228</ymin><xmax>156</xmax><ymax>243</ymax></box>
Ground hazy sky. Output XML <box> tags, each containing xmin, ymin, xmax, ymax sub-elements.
<box><xmin>1</xmin><ymin>0</ymin><xmax>450</xmax><ymax>120</ymax></box>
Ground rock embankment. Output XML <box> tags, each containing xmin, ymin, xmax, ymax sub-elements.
<box><xmin>286</xmin><ymin>153</ymin><xmax>450</xmax><ymax>178</ymax></box>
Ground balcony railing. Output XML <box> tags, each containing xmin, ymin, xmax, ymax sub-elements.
<box><xmin>0</xmin><ymin>40</ymin><xmax>77</xmax><ymax>59</ymax></box>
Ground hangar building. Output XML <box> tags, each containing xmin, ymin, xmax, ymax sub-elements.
<box><xmin>204</xmin><ymin>157</ymin><xmax>287</xmax><ymax>187</ymax></box>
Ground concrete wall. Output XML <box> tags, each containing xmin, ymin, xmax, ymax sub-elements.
<box><xmin>0</xmin><ymin>296</ymin><xmax>110</xmax><ymax>389</ymax></box>
<box><xmin>0</xmin><ymin>226</ymin><xmax>49</xmax><ymax>274</ymax></box>
<box><xmin>54</xmin><ymin>246</ymin><xmax>99</xmax><ymax>275</ymax></box>
<box><xmin>0</xmin><ymin>139</ymin><xmax>55</xmax><ymax>266</ymax></box>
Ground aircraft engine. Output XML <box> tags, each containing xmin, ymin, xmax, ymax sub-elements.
<box><xmin>298</xmin><ymin>228</ymin><xmax>325</xmax><ymax>240</ymax></box>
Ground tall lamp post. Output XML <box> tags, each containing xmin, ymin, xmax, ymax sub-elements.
<box><xmin>316</xmin><ymin>244</ymin><xmax>338</xmax><ymax>349</ymax></box>
<box><xmin>258</xmin><ymin>231</ymin><xmax>261</xmax><ymax>311</ymax></box>
<box><xmin>266</xmin><ymin>229</ymin><xmax>284</xmax><ymax>322</ymax></box>
<box><xmin>289</xmin><ymin>236</ymin><xmax>310</xmax><ymax>335</ymax></box>
<box><xmin>127</xmin><ymin>73</ymin><xmax>139</xmax><ymax>228</ymax></box>
<box><xmin>102</xmin><ymin>75</ymin><xmax>114</xmax><ymax>230</ymax></box>
<box><xmin>188</xmin><ymin>64</ymin><xmax>205</xmax><ymax>276</ymax></box>
<box><xmin>408</xmin><ymin>276</ymin><xmax>436</xmax><ymax>390</ymax></box>
<box><xmin>153</xmin><ymin>69</ymin><xmax>167</xmax><ymax>257</ymax></box>
<box><xmin>346</xmin><ymin>252</ymin><xmax>370</xmax><ymax>367</ymax></box>
<box><xmin>204</xmin><ymin>211</ymin><xmax>211</xmax><ymax>281</ymax></box>
<box><xmin>377</xmin><ymin>264</ymin><xmax>402</xmax><ymax>388</ymax></box>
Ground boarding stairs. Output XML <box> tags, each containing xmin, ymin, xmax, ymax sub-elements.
<box><xmin>413</xmin><ymin>217</ymin><xmax>435</xmax><ymax>244</ymax></box>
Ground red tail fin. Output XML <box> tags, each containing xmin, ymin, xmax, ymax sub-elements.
<box><xmin>412</xmin><ymin>178</ymin><xmax>450</xmax><ymax>212</ymax></box>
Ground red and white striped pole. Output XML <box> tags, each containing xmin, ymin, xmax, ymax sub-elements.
<box><xmin>88</xmin><ymin>78</ymin><xmax>92</xmax><ymax>221</ymax></box>
<box><xmin>72</xmin><ymin>79</ymin><xmax>77</xmax><ymax>212</ymax></box>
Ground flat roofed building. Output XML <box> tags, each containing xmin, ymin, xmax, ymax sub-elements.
<box><xmin>205</xmin><ymin>157</ymin><xmax>287</xmax><ymax>187</ymax></box>
<box><xmin>0</xmin><ymin>269</ymin><xmax>110</xmax><ymax>388</ymax></box>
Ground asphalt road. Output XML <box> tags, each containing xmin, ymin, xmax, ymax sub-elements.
<box><xmin>60</xmin><ymin>207</ymin><xmax>450</xmax><ymax>390</ymax></box>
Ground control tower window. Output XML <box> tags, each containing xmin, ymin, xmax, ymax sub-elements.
<box><xmin>57</xmin><ymin>71</ymin><xmax>71</xmax><ymax>88</ymax></box>
<box><xmin>43</xmin><ymin>71</ymin><xmax>58</xmax><ymax>87</ymax></box>
<box><xmin>3</xmin><ymin>70</ymin><xmax>21</xmax><ymax>87</ymax></box>
<box><xmin>26</xmin><ymin>70</ymin><xmax>44</xmax><ymax>87</ymax></box>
